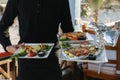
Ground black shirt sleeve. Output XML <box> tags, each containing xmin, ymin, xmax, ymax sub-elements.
<box><xmin>0</xmin><ymin>0</ymin><xmax>18</xmax><ymax>51</ymax></box>
<box><xmin>60</xmin><ymin>0</ymin><xmax>74</xmax><ymax>33</ymax></box>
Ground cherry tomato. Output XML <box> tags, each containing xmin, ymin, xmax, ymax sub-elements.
<box><xmin>27</xmin><ymin>52</ymin><xmax>37</xmax><ymax>57</ymax></box>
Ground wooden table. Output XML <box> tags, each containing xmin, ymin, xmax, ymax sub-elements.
<box><xmin>0</xmin><ymin>59</ymin><xmax>16</xmax><ymax>80</ymax></box>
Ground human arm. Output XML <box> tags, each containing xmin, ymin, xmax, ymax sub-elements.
<box><xmin>60</xmin><ymin>0</ymin><xmax>74</xmax><ymax>33</ymax></box>
<box><xmin>0</xmin><ymin>0</ymin><xmax>18</xmax><ymax>51</ymax></box>
<box><xmin>6</xmin><ymin>43</ymin><xmax>25</xmax><ymax>53</ymax></box>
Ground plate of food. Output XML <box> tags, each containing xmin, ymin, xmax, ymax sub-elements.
<box><xmin>58</xmin><ymin>32</ymin><xmax>87</xmax><ymax>41</ymax></box>
<box><xmin>11</xmin><ymin>43</ymin><xmax>54</xmax><ymax>59</ymax></box>
<box><xmin>60</xmin><ymin>40</ymin><xmax>103</xmax><ymax>60</ymax></box>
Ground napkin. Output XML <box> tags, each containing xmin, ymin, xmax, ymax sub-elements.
<box><xmin>104</xmin><ymin>30</ymin><xmax>119</xmax><ymax>47</ymax></box>
<box><xmin>86</xmin><ymin>32</ymin><xmax>94</xmax><ymax>40</ymax></box>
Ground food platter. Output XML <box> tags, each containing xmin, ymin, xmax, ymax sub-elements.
<box><xmin>59</xmin><ymin>49</ymin><xmax>108</xmax><ymax>63</ymax></box>
<box><xmin>58</xmin><ymin>40</ymin><xmax>108</xmax><ymax>63</ymax></box>
<box><xmin>11</xmin><ymin>43</ymin><xmax>54</xmax><ymax>59</ymax></box>
<box><xmin>60</xmin><ymin>40</ymin><xmax>102</xmax><ymax>59</ymax></box>
<box><xmin>58</xmin><ymin>32</ymin><xmax>93</xmax><ymax>41</ymax></box>
<box><xmin>62</xmin><ymin>42</ymin><xmax>101</xmax><ymax>59</ymax></box>
<box><xmin>58</xmin><ymin>32</ymin><xmax>94</xmax><ymax>49</ymax></box>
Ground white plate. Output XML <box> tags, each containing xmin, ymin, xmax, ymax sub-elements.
<box><xmin>13</xmin><ymin>43</ymin><xmax>54</xmax><ymax>59</ymax></box>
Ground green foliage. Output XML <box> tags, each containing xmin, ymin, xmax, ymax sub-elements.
<box><xmin>0</xmin><ymin>5</ymin><xmax>3</xmax><ymax>13</ymax></box>
<box><xmin>85</xmin><ymin>0</ymin><xmax>120</xmax><ymax>10</ymax></box>
<box><xmin>86</xmin><ymin>0</ymin><xmax>104</xmax><ymax>11</ymax></box>
<box><xmin>81</xmin><ymin>7</ymin><xmax>87</xmax><ymax>17</ymax></box>
<box><xmin>10</xmin><ymin>51</ymin><xmax>27</xmax><ymax>59</ymax></box>
<box><xmin>81</xmin><ymin>4</ymin><xmax>87</xmax><ymax>17</ymax></box>
<box><xmin>117</xmin><ymin>0</ymin><xmax>120</xmax><ymax>3</ymax></box>
<box><xmin>61</xmin><ymin>42</ymin><xmax>70</xmax><ymax>49</ymax></box>
<box><xmin>80</xmin><ymin>3</ymin><xmax>91</xmax><ymax>18</ymax></box>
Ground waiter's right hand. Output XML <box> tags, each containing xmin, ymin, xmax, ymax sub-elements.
<box><xmin>6</xmin><ymin>43</ymin><xmax>25</xmax><ymax>53</ymax></box>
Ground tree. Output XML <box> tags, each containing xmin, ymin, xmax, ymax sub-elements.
<box><xmin>85</xmin><ymin>0</ymin><xmax>120</xmax><ymax>23</ymax></box>
<box><xmin>86</xmin><ymin>0</ymin><xmax>104</xmax><ymax>23</ymax></box>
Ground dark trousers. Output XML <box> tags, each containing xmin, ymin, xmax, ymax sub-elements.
<box><xmin>17</xmin><ymin>55</ymin><xmax>62</xmax><ymax>80</ymax></box>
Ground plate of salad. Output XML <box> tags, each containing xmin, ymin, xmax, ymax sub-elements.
<box><xmin>11</xmin><ymin>43</ymin><xmax>54</xmax><ymax>59</ymax></box>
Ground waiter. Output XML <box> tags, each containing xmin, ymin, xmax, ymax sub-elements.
<box><xmin>0</xmin><ymin>0</ymin><xmax>74</xmax><ymax>80</ymax></box>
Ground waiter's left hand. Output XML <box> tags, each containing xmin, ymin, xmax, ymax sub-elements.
<box><xmin>6</xmin><ymin>43</ymin><xmax>25</xmax><ymax>53</ymax></box>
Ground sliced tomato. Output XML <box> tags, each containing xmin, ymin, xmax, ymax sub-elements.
<box><xmin>27</xmin><ymin>52</ymin><xmax>37</xmax><ymax>57</ymax></box>
<box><xmin>72</xmin><ymin>37</ymin><xmax>78</xmax><ymax>40</ymax></box>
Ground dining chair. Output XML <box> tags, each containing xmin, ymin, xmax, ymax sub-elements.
<box><xmin>60</xmin><ymin>60</ymin><xmax>72</xmax><ymax>80</ymax></box>
<box><xmin>56</xmin><ymin>47</ymin><xmax>83</xmax><ymax>80</ymax></box>
<box><xmin>55</xmin><ymin>45</ymin><xmax>72</xmax><ymax>80</ymax></box>
<box><xmin>59</xmin><ymin>60</ymin><xmax>84</xmax><ymax>80</ymax></box>
<box><xmin>82</xmin><ymin>27</ymin><xmax>120</xmax><ymax>80</ymax></box>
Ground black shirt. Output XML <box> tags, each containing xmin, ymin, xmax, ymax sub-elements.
<box><xmin>0</xmin><ymin>0</ymin><xmax>74</xmax><ymax>50</ymax></box>
<box><xmin>0</xmin><ymin>0</ymin><xmax>74</xmax><ymax>79</ymax></box>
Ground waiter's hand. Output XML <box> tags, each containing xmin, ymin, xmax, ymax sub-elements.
<box><xmin>6</xmin><ymin>43</ymin><xmax>25</xmax><ymax>53</ymax></box>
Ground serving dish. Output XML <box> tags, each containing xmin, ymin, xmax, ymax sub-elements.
<box><xmin>11</xmin><ymin>43</ymin><xmax>54</xmax><ymax>59</ymax></box>
<box><xmin>58</xmin><ymin>32</ymin><xmax>88</xmax><ymax>41</ymax></box>
<box><xmin>58</xmin><ymin>32</ymin><xmax>94</xmax><ymax>48</ymax></box>
<box><xmin>61</xmin><ymin>41</ymin><xmax>102</xmax><ymax>58</ymax></box>
<box><xmin>59</xmin><ymin>49</ymin><xmax>108</xmax><ymax>63</ymax></box>
<box><xmin>58</xmin><ymin>40</ymin><xmax>107</xmax><ymax>63</ymax></box>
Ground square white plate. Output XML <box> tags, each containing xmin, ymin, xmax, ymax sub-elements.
<box><xmin>13</xmin><ymin>43</ymin><xmax>54</xmax><ymax>59</ymax></box>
